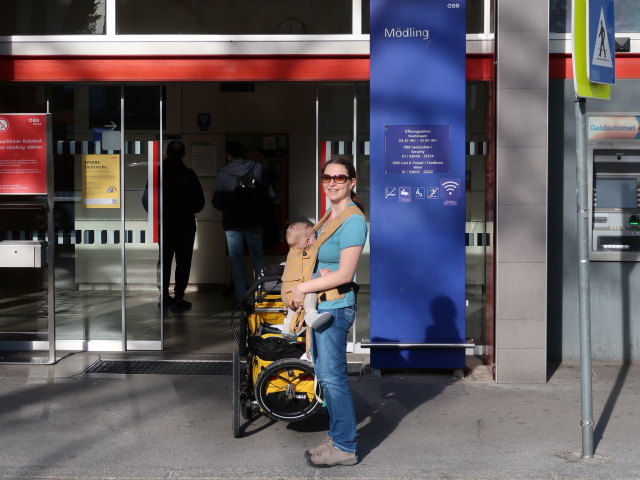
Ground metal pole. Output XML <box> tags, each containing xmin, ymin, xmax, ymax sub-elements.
<box><xmin>46</xmin><ymin>113</ymin><xmax>56</xmax><ymax>364</ymax></box>
<box><xmin>120</xmin><ymin>86</ymin><xmax>127</xmax><ymax>352</ymax></box>
<box><xmin>575</xmin><ymin>96</ymin><xmax>594</xmax><ymax>458</ymax></box>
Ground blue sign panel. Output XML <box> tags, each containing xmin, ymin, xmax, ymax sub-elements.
<box><xmin>370</xmin><ymin>0</ymin><xmax>466</xmax><ymax>369</ymax></box>
<box><xmin>588</xmin><ymin>0</ymin><xmax>615</xmax><ymax>85</ymax></box>
<box><xmin>385</xmin><ymin>125</ymin><xmax>451</xmax><ymax>174</ymax></box>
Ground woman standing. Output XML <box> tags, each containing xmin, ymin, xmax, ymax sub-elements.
<box><xmin>287</xmin><ymin>157</ymin><xmax>368</xmax><ymax>467</ymax></box>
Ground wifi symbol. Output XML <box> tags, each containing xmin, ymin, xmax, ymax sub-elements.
<box><xmin>442</xmin><ymin>180</ymin><xmax>459</xmax><ymax>196</ymax></box>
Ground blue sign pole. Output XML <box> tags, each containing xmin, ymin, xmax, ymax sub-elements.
<box><xmin>369</xmin><ymin>0</ymin><xmax>467</xmax><ymax>368</ymax></box>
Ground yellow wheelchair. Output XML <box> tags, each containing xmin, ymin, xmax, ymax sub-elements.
<box><xmin>231</xmin><ymin>272</ymin><xmax>321</xmax><ymax>438</ymax></box>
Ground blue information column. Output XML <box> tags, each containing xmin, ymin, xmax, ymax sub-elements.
<box><xmin>370</xmin><ymin>0</ymin><xmax>466</xmax><ymax>368</ymax></box>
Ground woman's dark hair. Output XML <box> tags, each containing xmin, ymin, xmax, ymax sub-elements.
<box><xmin>323</xmin><ymin>157</ymin><xmax>366</xmax><ymax>214</ymax></box>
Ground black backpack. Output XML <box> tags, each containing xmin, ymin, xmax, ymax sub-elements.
<box><xmin>247</xmin><ymin>335</ymin><xmax>305</xmax><ymax>361</ymax></box>
<box><xmin>226</xmin><ymin>162</ymin><xmax>266</xmax><ymax>229</ymax></box>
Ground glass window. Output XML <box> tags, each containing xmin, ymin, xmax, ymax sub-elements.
<box><xmin>466</xmin><ymin>82</ymin><xmax>489</xmax><ymax>350</ymax></box>
<box><xmin>0</xmin><ymin>85</ymin><xmax>47</xmax><ymax>112</ymax></box>
<box><xmin>551</xmin><ymin>0</ymin><xmax>640</xmax><ymax>33</ymax></box>
<box><xmin>47</xmin><ymin>85</ymin><xmax>163</xmax><ymax>349</ymax></box>
<box><xmin>362</xmin><ymin>1</ymin><xmax>370</xmax><ymax>34</ymax></box>
<box><xmin>0</xmin><ymin>0</ymin><xmax>105</xmax><ymax>35</ymax></box>
<box><xmin>116</xmin><ymin>0</ymin><xmax>352</xmax><ymax>35</ymax></box>
<box><xmin>124</xmin><ymin>86</ymin><xmax>165</xmax><ymax>131</ymax></box>
<box><xmin>467</xmin><ymin>0</ymin><xmax>485</xmax><ymax>34</ymax></box>
<box><xmin>355</xmin><ymin>84</ymin><xmax>370</xmax><ymax>216</ymax></box>
<box><xmin>616</xmin><ymin>0</ymin><xmax>640</xmax><ymax>32</ymax></box>
<box><xmin>317</xmin><ymin>83</ymin><xmax>371</xmax><ymax>347</ymax></box>
<box><xmin>51</xmin><ymin>85</ymin><xmax>125</xmax><ymax>346</ymax></box>
<box><xmin>550</xmin><ymin>0</ymin><xmax>570</xmax><ymax>33</ymax></box>
<box><xmin>364</xmin><ymin>0</ymin><xmax>487</xmax><ymax>35</ymax></box>
<box><xmin>122</xmin><ymin>86</ymin><xmax>163</xmax><ymax>348</ymax></box>
<box><xmin>0</xmin><ymin>84</ymin><xmax>49</xmax><ymax>346</ymax></box>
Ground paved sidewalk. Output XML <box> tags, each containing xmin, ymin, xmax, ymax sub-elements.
<box><xmin>1</xmin><ymin>353</ymin><xmax>640</xmax><ymax>479</ymax></box>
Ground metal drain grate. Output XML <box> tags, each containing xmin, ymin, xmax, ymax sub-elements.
<box><xmin>83</xmin><ymin>359</ymin><xmax>232</xmax><ymax>376</ymax></box>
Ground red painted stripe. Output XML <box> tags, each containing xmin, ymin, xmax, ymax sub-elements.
<box><xmin>614</xmin><ymin>54</ymin><xmax>640</xmax><ymax>79</ymax></box>
<box><xmin>0</xmin><ymin>55</ymin><xmax>496</xmax><ymax>82</ymax></box>
<box><xmin>1</xmin><ymin>56</ymin><xmax>370</xmax><ymax>82</ymax></box>
<box><xmin>466</xmin><ymin>55</ymin><xmax>494</xmax><ymax>81</ymax></box>
<box><xmin>550</xmin><ymin>54</ymin><xmax>573</xmax><ymax>79</ymax></box>
<box><xmin>319</xmin><ymin>141</ymin><xmax>327</xmax><ymax>216</ymax></box>
<box><xmin>152</xmin><ymin>141</ymin><xmax>159</xmax><ymax>244</ymax></box>
<box><xmin>551</xmin><ymin>54</ymin><xmax>640</xmax><ymax>79</ymax></box>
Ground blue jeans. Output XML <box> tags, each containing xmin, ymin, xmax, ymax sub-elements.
<box><xmin>225</xmin><ymin>227</ymin><xmax>264</xmax><ymax>301</ymax></box>
<box><xmin>311</xmin><ymin>306</ymin><xmax>357</xmax><ymax>453</ymax></box>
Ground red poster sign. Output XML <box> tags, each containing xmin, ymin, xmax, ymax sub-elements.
<box><xmin>0</xmin><ymin>113</ymin><xmax>48</xmax><ymax>195</ymax></box>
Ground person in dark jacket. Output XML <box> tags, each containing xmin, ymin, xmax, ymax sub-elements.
<box><xmin>212</xmin><ymin>141</ymin><xmax>272</xmax><ymax>302</ymax></box>
<box><xmin>144</xmin><ymin>140</ymin><xmax>205</xmax><ymax>311</ymax></box>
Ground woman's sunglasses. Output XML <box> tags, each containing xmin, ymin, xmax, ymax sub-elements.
<box><xmin>321</xmin><ymin>174</ymin><xmax>351</xmax><ymax>184</ymax></box>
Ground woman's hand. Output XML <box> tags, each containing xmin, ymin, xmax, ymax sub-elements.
<box><xmin>283</xmin><ymin>246</ymin><xmax>363</xmax><ymax>308</ymax></box>
<box><xmin>285</xmin><ymin>283</ymin><xmax>307</xmax><ymax>310</ymax></box>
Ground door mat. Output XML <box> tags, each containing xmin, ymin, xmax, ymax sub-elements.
<box><xmin>83</xmin><ymin>359</ymin><xmax>232</xmax><ymax>376</ymax></box>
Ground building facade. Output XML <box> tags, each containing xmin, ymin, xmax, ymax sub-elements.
<box><xmin>1</xmin><ymin>0</ymin><xmax>639</xmax><ymax>383</ymax></box>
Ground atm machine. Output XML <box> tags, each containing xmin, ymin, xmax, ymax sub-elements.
<box><xmin>588</xmin><ymin>114</ymin><xmax>640</xmax><ymax>261</ymax></box>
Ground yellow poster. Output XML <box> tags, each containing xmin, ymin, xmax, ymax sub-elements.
<box><xmin>82</xmin><ymin>154</ymin><xmax>121</xmax><ymax>208</ymax></box>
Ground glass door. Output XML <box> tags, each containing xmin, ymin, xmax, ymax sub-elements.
<box><xmin>317</xmin><ymin>83</ymin><xmax>371</xmax><ymax>352</ymax></box>
<box><xmin>50</xmin><ymin>84</ymin><xmax>126</xmax><ymax>350</ymax></box>
<box><xmin>123</xmin><ymin>85</ymin><xmax>163</xmax><ymax>350</ymax></box>
<box><xmin>49</xmin><ymin>84</ymin><xmax>163</xmax><ymax>351</ymax></box>
<box><xmin>0</xmin><ymin>83</ymin><xmax>163</xmax><ymax>353</ymax></box>
<box><xmin>0</xmin><ymin>85</ymin><xmax>51</xmax><ymax>357</ymax></box>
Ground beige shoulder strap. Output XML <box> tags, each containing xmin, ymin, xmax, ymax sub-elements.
<box><xmin>301</xmin><ymin>205</ymin><xmax>364</xmax><ymax>274</ymax></box>
<box><xmin>313</xmin><ymin>205</ymin><xmax>364</xmax><ymax>247</ymax></box>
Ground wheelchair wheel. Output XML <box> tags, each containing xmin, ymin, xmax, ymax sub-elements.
<box><xmin>255</xmin><ymin>358</ymin><xmax>321</xmax><ymax>422</ymax></box>
<box><xmin>239</xmin><ymin>358</ymin><xmax>254</xmax><ymax>420</ymax></box>
<box><xmin>232</xmin><ymin>350</ymin><xmax>241</xmax><ymax>438</ymax></box>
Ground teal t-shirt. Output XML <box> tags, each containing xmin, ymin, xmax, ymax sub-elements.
<box><xmin>316</xmin><ymin>209</ymin><xmax>368</xmax><ymax>310</ymax></box>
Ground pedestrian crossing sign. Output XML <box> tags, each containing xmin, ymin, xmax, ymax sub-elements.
<box><xmin>572</xmin><ymin>0</ymin><xmax>611</xmax><ymax>99</ymax></box>
<box><xmin>587</xmin><ymin>0</ymin><xmax>615</xmax><ymax>85</ymax></box>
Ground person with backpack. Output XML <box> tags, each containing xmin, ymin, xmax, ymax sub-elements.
<box><xmin>142</xmin><ymin>140</ymin><xmax>205</xmax><ymax>312</ymax></box>
<box><xmin>212</xmin><ymin>141</ymin><xmax>273</xmax><ymax>303</ymax></box>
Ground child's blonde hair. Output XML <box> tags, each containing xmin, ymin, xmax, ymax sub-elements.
<box><xmin>285</xmin><ymin>220</ymin><xmax>314</xmax><ymax>247</ymax></box>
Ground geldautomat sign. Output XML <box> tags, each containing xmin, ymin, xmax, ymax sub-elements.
<box><xmin>370</xmin><ymin>0</ymin><xmax>466</xmax><ymax>368</ymax></box>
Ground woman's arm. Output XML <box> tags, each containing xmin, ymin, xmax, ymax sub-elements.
<box><xmin>287</xmin><ymin>245</ymin><xmax>363</xmax><ymax>309</ymax></box>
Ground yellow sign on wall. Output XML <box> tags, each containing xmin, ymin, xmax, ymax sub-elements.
<box><xmin>82</xmin><ymin>154</ymin><xmax>120</xmax><ymax>208</ymax></box>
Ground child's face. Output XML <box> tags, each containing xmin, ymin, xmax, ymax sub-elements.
<box><xmin>305</xmin><ymin>228</ymin><xmax>316</xmax><ymax>246</ymax></box>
